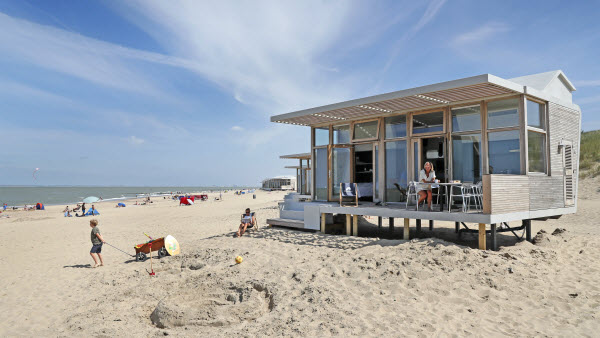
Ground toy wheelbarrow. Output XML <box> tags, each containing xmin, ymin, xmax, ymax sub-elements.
<box><xmin>134</xmin><ymin>235</ymin><xmax>180</xmax><ymax>261</ymax></box>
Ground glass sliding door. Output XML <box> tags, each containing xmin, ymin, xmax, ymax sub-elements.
<box><xmin>330</xmin><ymin>146</ymin><xmax>351</xmax><ymax>200</ymax></box>
<box><xmin>385</xmin><ymin>140</ymin><xmax>408</xmax><ymax>202</ymax></box>
<box><xmin>452</xmin><ymin>134</ymin><xmax>481</xmax><ymax>183</ymax></box>
<box><xmin>314</xmin><ymin>148</ymin><xmax>328</xmax><ymax>200</ymax></box>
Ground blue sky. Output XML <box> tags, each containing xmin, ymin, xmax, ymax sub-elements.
<box><xmin>0</xmin><ymin>0</ymin><xmax>598</xmax><ymax>186</ymax></box>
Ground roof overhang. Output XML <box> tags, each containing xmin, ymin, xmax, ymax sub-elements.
<box><xmin>270</xmin><ymin>72</ymin><xmax>578</xmax><ymax>127</ymax></box>
<box><xmin>279</xmin><ymin>152</ymin><xmax>311</xmax><ymax>159</ymax></box>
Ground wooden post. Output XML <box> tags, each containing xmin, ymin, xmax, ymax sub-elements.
<box><xmin>353</xmin><ymin>214</ymin><xmax>358</xmax><ymax>236</ymax></box>
<box><xmin>478</xmin><ymin>223</ymin><xmax>486</xmax><ymax>250</ymax></box>
<box><xmin>320</xmin><ymin>213</ymin><xmax>326</xmax><ymax>233</ymax></box>
<box><xmin>389</xmin><ymin>217</ymin><xmax>394</xmax><ymax>231</ymax></box>
<box><xmin>378</xmin><ymin>216</ymin><xmax>382</xmax><ymax>228</ymax></box>
<box><xmin>490</xmin><ymin>224</ymin><xmax>497</xmax><ymax>251</ymax></box>
<box><xmin>416</xmin><ymin>219</ymin><xmax>421</xmax><ymax>233</ymax></box>
<box><xmin>429</xmin><ymin>220</ymin><xmax>434</xmax><ymax>231</ymax></box>
<box><xmin>455</xmin><ymin>222</ymin><xmax>459</xmax><ymax>233</ymax></box>
<box><xmin>403</xmin><ymin>218</ymin><xmax>410</xmax><ymax>240</ymax></box>
<box><xmin>524</xmin><ymin>219</ymin><xmax>532</xmax><ymax>242</ymax></box>
<box><xmin>346</xmin><ymin>214</ymin><xmax>351</xmax><ymax>236</ymax></box>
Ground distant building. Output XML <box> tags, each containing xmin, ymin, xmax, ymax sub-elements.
<box><xmin>261</xmin><ymin>175</ymin><xmax>296</xmax><ymax>191</ymax></box>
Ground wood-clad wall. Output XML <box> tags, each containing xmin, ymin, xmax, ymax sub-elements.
<box><xmin>529</xmin><ymin>176</ymin><xmax>565</xmax><ymax>210</ymax></box>
<box><xmin>483</xmin><ymin>175</ymin><xmax>530</xmax><ymax>214</ymax></box>
<box><xmin>548</xmin><ymin>103</ymin><xmax>580</xmax><ymax>175</ymax></box>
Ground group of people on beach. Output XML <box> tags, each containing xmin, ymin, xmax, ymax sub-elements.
<box><xmin>63</xmin><ymin>203</ymin><xmax>98</xmax><ymax>217</ymax></box>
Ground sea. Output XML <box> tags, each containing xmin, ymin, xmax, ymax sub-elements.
<box><xmin>0</xmin><ymin>186</ymin><xmax>255</xmax><ymax>207</ymax></box>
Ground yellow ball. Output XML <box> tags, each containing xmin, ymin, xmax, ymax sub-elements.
<box><xmin>235</xmin><ymin>256</ymin><xmax>243</xmax><ymax>264</ymax></box>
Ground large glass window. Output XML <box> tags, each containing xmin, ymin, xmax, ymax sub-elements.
<box><xmin>332</xmin><ymin>147</ymin><xmax>351</xmax><ymax>197</ymax></box>
<box><xmin>487</xmin><ymin>98</ymin><xmax>519</xmax><ymax>129</ymax></box>
<box><xmin>385</xmin><ymin>140</ymin><xmax>407</xmax><ymax>202</ymax></box>
<box><xmin>488</xmin><ymin>130</ymin><xmax>520</xmax><ymax>174</ymax></box>
<box><xmin>333</xmin><ymin>125</ymin><xmax>350</xmax><ymax>144</ymax></box>
<box><xmin>385</xmin><ymin>115</ymin><xmax>407</xmax><ymax>139</ymax></box>
<box><xmin>528</xmin><ymin>131</ymin><xmax>546</xmax><ymax>173</ymax></box>
<box><xmin>452</xmin><ymin>105</ymin><xmax>481</xmax><ymax>132</ymax></box>
<box><xmin>314</xmin><ymin>148</ymin><xmax>328</xmax><ymax>200</ymax></box>
<box><xmin>315</xmin><ymin>127</ymin><xmax>329</xmax><ymax>146</ymax></box>
<box><xmin>452</xmin><ymin>134</ymin><xmax>481</xmax><ymax>183</ymax></box>
<box><xmin>527</xmin><ymin>100</ymin><xmax>545</xmax><ymax>129</ymax></box>
<box><xmin>412</xmin><ymin>111</ymin><xmax>444</xmax><ymax>134</ymax></box>
<box><xmin>353</xmin><ymin>120</ymin><xmax>378</xmax><ymax>140</ymax></box>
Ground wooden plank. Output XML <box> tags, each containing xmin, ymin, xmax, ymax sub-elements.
<box><xmin>353</xmin><ymin>214</ymin><xmax>358</xmax><ymax>236</ymax></box>
<box><xmin>478</xmin><ymin>223</ymin><xmax>486</xmax><ymax>250</ymax></box>
<box><xmin>320</xmin><ymin>213</ymin><xmax>326</xmax><ymax>233</ymax></box>
<box><xmin>346</xmin><ymin>214</ymin><xmax>352</xmax><ymax>235</ymax></box>
<box><xmin>403</xmin><ymin>218</ymin><xmax>410</xmax><ymax>240</ymax></box>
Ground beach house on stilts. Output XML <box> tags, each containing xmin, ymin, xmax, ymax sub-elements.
<box><xmin>267</xmin><ymin>70</ymin><xmax>581</xmax><ymax>250</ymax></box>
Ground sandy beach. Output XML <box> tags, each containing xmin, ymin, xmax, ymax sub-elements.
<box><xmin>1</xmin><ymin>186</ymin><xmax>599</xmax><ymax>337</ymax></box>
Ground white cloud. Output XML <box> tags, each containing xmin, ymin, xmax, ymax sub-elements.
<box><xmin>108</xmin><ymin>1</ymin><xmax>421</xmax><ymax>114</ymax></box>
<box><xmin>231</xmin><ymin>126</ymin><xmax>244</xmax><ymax>131</ymax></box>
<box><xmin>453</xmin><ymin>22</ymin><xmax>510</xmax><ymax>45</ymax></box>
<box><xmin>129</xmin><ymin>136</ymin><xmax>145</xmax><ymax>145</ymax></box>
<box><xmin>381</xmin><ymin>0</ymin><xmax>447</xmax><ymax>73</ymax></box>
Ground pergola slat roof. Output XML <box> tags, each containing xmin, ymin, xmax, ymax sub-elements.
<box><xmin>271</xmin><ymin>74</ymin><xmax>523</xmax><ymax>126</ymax></box>
<box><xmin>279</xmin><ymin>152</ymin><xmax>311</xmax><ymax>159</ymax></box>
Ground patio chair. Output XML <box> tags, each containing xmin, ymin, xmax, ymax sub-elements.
<box><xmin>449</xmin><ymin>184</ymin><xmax>477</xmax><ymax>213</ymax></box>
<box><xmin>241</xmin><ymin>212</ymin><xmax>258</xmax><ymax>232</ymax></box>
<box><xmin>406</xmin><ymin>181</ymin><xmax>441</xmax><ymax>211</ymax></box>
<box><xmin>340</xmin><ymin>183</ymin><xmax>359</xmax><ymax>207</ymax></box>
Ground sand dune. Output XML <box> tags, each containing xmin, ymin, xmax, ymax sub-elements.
<box><xmin>0</xmin><ymin>186</ymin><xmax>598</xmax><ymax>336</ymax></box>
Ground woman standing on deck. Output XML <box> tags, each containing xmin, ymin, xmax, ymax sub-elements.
<box><xmin>417</xmin><ymin>161</ymin><xmax>436</xmax><ymax>211</ymax></box>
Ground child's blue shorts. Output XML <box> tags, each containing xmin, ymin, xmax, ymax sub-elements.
<box><xmin>90</xmin><ymin>243</ymin><xmax>103</xmax><ymax>253</ymax></box>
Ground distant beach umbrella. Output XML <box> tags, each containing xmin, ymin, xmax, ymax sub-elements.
<box><xmin>83</xmin><ymin>196</ymin><xmax>100</xmax><ymax>203</ymax></box>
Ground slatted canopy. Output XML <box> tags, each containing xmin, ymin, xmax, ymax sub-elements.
<box><xmin>279</xmin><ymin>152</ymin><xmax>311</xmax><ymax>159</ymax></box>
<box><xmin>271</xmin><ymin>73</ymin><xmax>526</xmax><ymax>126</ymax></box>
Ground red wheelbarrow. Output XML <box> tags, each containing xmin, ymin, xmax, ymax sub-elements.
<box><xmin>134</xmin><ymin>235</ymin><xmax>180</xmax><ymax>261</ymax></box>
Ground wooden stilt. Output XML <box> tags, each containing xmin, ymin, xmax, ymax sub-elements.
<box><xmin>455</xmin><ymin>222</ymin><xmax>459</xmax><ymax>233</ymax></box>
<box><xmin>320</xmin><ymin>213</ymin><xmax>326</xmax><ymax>233</ymax></box>
<box><xmin>524</xmin><ymin>219</ymin><xmax>532</xmax><ymax>242</ymax></box>
<box><xmin>352</xmin><ymin>215</ymin><xmax>358</xmax><ymax>236</ymax></box>
<box><xmin>416</xmin><ymin>219</ymin><xmax>421</xmax><ymax>233</ymax></box>
<box><xmin>346</xmin><ymin>214</ymin><xmax>351</xmax><ymax>236</ymax></box>
<box><xmin>403</xmin><ymin>218</ymin><xmax>410</xmax><ymax>240</ymax></box>
<box><xmin>389</xmin><ymin>217</ymin><xmax>394</xmax><ymax>231</ymax></box>
<box><xmin>478</xmin><ymin>223</ymin><xmax>486</xmax><ymax>250</ymax></box>
<box><xmin>490</xmin><ymin>224</ymin><xmax>497</xmax><ymax>251</ymax></box>
<box><xmin>378</xmin><ymin>216</ymin><xmax>382</xmax><ymax>228</ymax></box>
<box><xmin>429</xmin><ymin>220</ymin><xmax>434</xmax><ymax>231</ymax></box>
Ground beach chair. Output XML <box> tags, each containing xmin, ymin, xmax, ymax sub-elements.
<box><xmin>340</xmin><ymin>183</ymin><xmax>359</xmax><ymax>207</ymax></box>
<box><xmin>241</xmin><ymin>212</ymin><xmax>258</xmax><ymax>232</ymax></box>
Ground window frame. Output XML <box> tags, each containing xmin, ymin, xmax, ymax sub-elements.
<box><xmin>351</xmin><ymin>118</ymin><xmax>380</xmax><ymax>142</ymax></box>
<box><xmin>410</xmin><ymin>108</ymin><xmax>446</xmax><ymax>137</ymax></box>
<box><xmin>384</xmin><ymin>113</ymin><xmax>409</xmax><ymax>140</ymax></box>
<box><xmin>483</xmin><ymin>96</ymin><xmax>523</xmax><ymax>175</ymax></box>
<box><xmin>524</xmin><ymin>96</ymin><xmax>548</xmax><ymax>175</ymax></box>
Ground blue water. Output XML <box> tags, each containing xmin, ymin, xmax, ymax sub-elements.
<box><xmin>0</xmin><ymin>186</ymin><xmax>254</xmax><ymax>207</ymax></box>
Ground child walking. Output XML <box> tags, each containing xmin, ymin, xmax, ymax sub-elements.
<box><xmin>89</xmin><ymin>219</ymin><xmax>105</xmax><ymax>268</ymax></box>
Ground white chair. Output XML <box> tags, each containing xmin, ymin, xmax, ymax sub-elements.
<box><xmin>405</xmin><ymin>181</ymin><xmax>419</xmax><ymax>210</ymax></box>
<box><xmin>449</xmin><ymin>184</ymin><xmax>476</xmax><ymax>213</ymax></box>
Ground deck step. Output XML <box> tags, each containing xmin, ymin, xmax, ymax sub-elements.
<box><xmin>266</xmin><ymin>218</ymin><xmax>305</xmax><ymax>229</ymax></box>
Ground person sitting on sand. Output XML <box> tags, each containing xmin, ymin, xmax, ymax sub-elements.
<box><xmin>73</xmin><ymin>204</ymin><xmax>81</xmax><ymax>212</ymax></box>
<box><xmin>89</xmin><ymin>219</ymin><xmax>105</xmax><ymax>268</ymax></box>
<box><xmin>63</xmin><ymin>206</ymin><xmax>70</xmax><ymax>212</ymax></box>
<box><xmin>236</xmin><ymin>208</ymin><xmax>256</xmax><ymax>237</ymax></box>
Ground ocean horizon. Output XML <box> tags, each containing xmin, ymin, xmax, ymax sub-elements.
<box><xmin>0</xmin><ymin>185</ymin><xmax>258</xmax><ymax>207</ymax></box>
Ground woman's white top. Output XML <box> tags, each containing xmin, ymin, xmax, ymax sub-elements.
<box><xmin>417</xmin><ymin>169</ymin><xmax>436</xmax><ymax>192</ymax></box>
